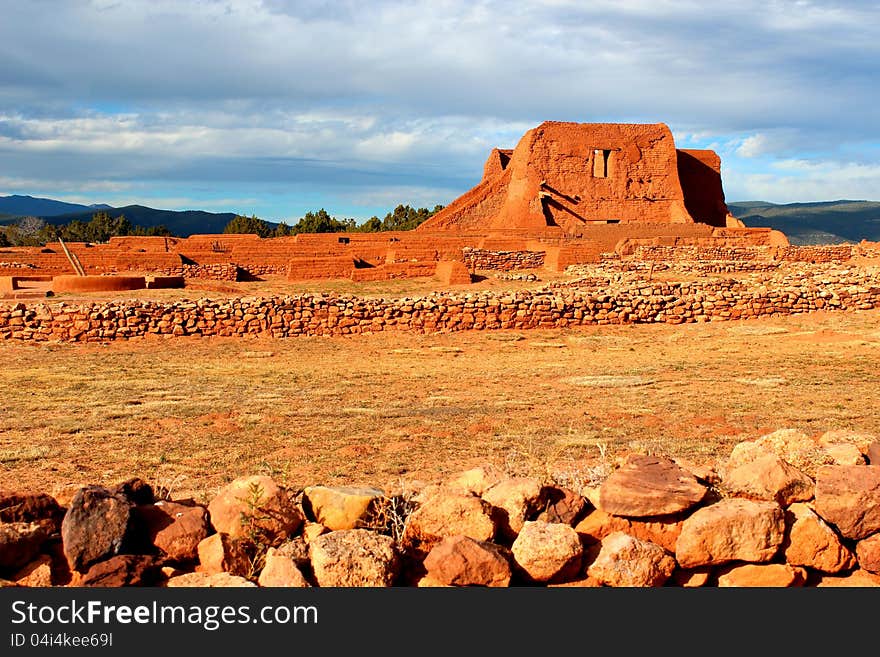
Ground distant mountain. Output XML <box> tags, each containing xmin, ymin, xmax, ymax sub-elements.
<box><xmin>730</xmin><ymin>200</ymin><xmax>880</xmax><ymax>245</ymax></box>
<box><xmin>0</xmin><ymin>195</ymin><xmax>94</xmax><ymax>217</ymax></box>
<box><xmin>0</xmin><ymin>195</ymin><xmax>242</xmax><ymax>237</ymax></box>
<box><xmin>41</xmin><ymin>205</ymin><xmax>240</xmax><ymax>236</ymax></box>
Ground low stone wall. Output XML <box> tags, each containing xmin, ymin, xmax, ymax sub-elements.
<box><xmin>3</xmin><ymin>428</ymin><xmax>878</xmax><ymax>587</ymax></box>
<box><xmin>774</xmin><ymin>245</ymin><xmax>856</xmax><ymax>262</ymax></box>
<box><xmin>2</xmin><ymin>266</ymin><xmax>879</xmax><ymax>340</ymax></box>
<box><xmin>462</xmin><ymin>248</ymin><xmax>546</xmax><ymax>271</ymax></box>
<box><xmin>153</xmin><ymin>263</ymin><xmax>240</xmax><ymax>281</ymax></box>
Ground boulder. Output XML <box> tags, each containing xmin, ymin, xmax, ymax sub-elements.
<box><xmin>782</xmin><ymin>503</ymin><xmax>855</xmax><ymax>573</ymax></box>
<box><xmin>166</xmin><ymin>572</ymin><xmax>256</xmax><ymax>587</ymax></box>
<box><xmin>79</xmin><ymin>555</ymin><xmax>162</xmax><ymax>587</ymax></box>
<box><xmin>586</xmin><ymin>531</ymin><xmax>676</xmax><ymax>587</ymax></box>
<box><xmin>720</xmin><ymin>453</ymin><xmax>814</xmax><ymax>505</ymax></box>
<box><xmin>818</xmin><ymin>429</ymin><xmax>877</xmax><ymax>455</ymax></box>
<box><xmin>813</xmin><ymin>465</ymin><xmax>880</xmax><ymax>540</ymax></box>
<box><xmin>444</xmin><ymin>467</ymin><xmax>502</xmax><ymax>496</ymax></box>
<box><xmin>310</xmin><ymin>529</ymin><xmax>399</xmax><ymax>587</ymax></box>
<box><xmin>12</xmin><ymin>555</ymin><xmax>53</xmax><ymax>587</ymax></box>
<box><xmin>816</xmin><ymin>570</ymin><xmax>880</xmax><ymax>587</ymax></box>
<box><xmin>675</xmin><ymin>498</ymin><xmax>785</xmax><ymax>568</ymax></box>
<box><xmin>113</xmin><ymin>478</ymin><xmax>155</xmax><ymax>506</ymax></box>
<box><xmin>822</xmin><ymin>443</ymin><xmax>866</xmax><ymax>466</ymax></box>
<box><xmin>258</xmin><ymin>547</ymin><xmax>310</xmax><ymax>587</ymax></box>
<box><xmin>597</xmin><ymin>455</ymin><xmax>707</xmax><ymax>518</ymax></box>
<box><xmin>574</xmin><ymin>509</ymin><xmax>684</xmax><ymax>553</ymax></box>
<box><xmin>671</xmin><ymin>568</ymin><xmax>712</xmax><ymax>588</ymax></box>
<box><xmin>422</xmin><ymin>535</ymin><xmax>511</xmax><ymax>587</ymax></box>
<box><xmin>135</xmin><ymin>501</ymin><xmax>209</xmax><ymax>562</ymax></box>
<box><xmin>723</xmin><ymin>429</ymin><xmax>829</xmax><ymax>478</ymax></box>
<box><xmin>856</xmin><ymin>533</ymin><xmax>880</xmax><ymax>574</ymax></box>
<box><xmin>534</xmin><ymin>486</ymin><xmax>588</xmax><ymax>525</ymax></box>
<box><xmin>511</xmin><ymin>521</ymin><xmax>583</xmax><ymax>584</ymax></box>
<box><xmin>482</xmin><ymin>477</ymin><xmax>545</xmax><ymax>540</ymax></box>
<box><xmin>302</xmin><ymin>485</ymin><xmax>384</xmax><ymax>531</ymax></box>
<box><xmin>868</xmin><ymin>442</ymin><xmax>880</xmax><ymax>466</ymax></box>
<box><xmin>207</xmin><ymin>475</ymin><xmax>302</xmax><ymax>547</ymax></box>
<box><xmin>717</xmin><ymin>563</ymin><xmax>805</xmax><ymax>587</ymax></box>
<box><xmin>302</xmin><ymin>522</ymin><xmax>329</xmax><ymax>545</ymax></box>
<box><xmin>196</xmin><ymin>533</ymin><xmax>253</xmax><ymax>578</ymax></box>
<box><xmin>61</xmin><ymin>486</ymin><xmax>131</xmax><ymax>572</ymax></box>
<box><xmin>0</xmin><ymin>491</ymin><xmax>64</xmax><ymax>535</ymax></box>
<box><xmin>0</xmin><ymin>522</ymin><xmax>48</xmax><ymax>571</ymax></box>
<box><xmin>405</xmin><ymin>492</ymin><xmax>496</xmax><ymax>547</ymax></box>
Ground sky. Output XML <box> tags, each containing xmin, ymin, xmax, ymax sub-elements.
<box><xmin>0</xmin><ymin>0</ymin><xmax>878</xmax><ymax>223</ymax></box>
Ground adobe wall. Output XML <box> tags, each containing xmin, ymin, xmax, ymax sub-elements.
<box><xmin>3</xmin><ymin>262</ymin><xmax>878</xmax><ymax>341</ymax></box>
<box><xmin>676</xmin><ymin>149</ymin><xmax>731</xmax><ymax>228</ymax></box>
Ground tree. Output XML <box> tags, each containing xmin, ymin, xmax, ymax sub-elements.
<box><xmin>223</xmin><ymin>214</ymin><xmax>273</xmax><ymax>238</ymax></box>
<box><xmin>378</xmin><ymin>204</ymin><xmax>444</xmax><ymax>231</ymax></box>
<box><xmin>357</xmin><ymin>216</ymin><xmax>383</xmax><ymax>233</ymax></box>
<box><xmin>273</xmin><ymin>221</ymin><xmax>292</xmax><ymax>237</ymax></box>
<box><xmin>291</xmin><ymin>209</ymin><xmax>354</xmax><ymax>234</ymax></box>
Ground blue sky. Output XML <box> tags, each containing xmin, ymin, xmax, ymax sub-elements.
<box><xmin>0</xmin><ymin>0</ymin><xmax>878</xmax><ymax>223</ymax></box>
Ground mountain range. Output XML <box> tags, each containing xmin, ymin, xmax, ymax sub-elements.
<box><xmin>1</xmin><ymin>194</ymin><xmax>879</xmax><ymax>243</ymax></box>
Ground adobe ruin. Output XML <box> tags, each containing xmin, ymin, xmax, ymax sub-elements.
<box><xmin>0</xmin><ymin>121</ymin><xmax>788</xmax><ymax>292</ymax></box>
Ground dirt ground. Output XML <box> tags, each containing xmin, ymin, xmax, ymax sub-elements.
<box><xmin>2</xmin><ymin>299</ymin><xmax>878</xmax><ymax>502</ymax></box>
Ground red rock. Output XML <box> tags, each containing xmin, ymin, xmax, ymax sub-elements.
<box><xmin>0</xmin><ymin>491</ymin><xmax>64</xmax><ymax>535</ymax></box>
<box><xmin>13</xmin><ymin>555</ymin><xmax>53</xmax><ymax>587</ymax></box>
<box><xmin>196</xmin><ymin>533</ymin><xmax>253</xmax><ymax>578</ymax></box>
<box><xmin>717</xmin><ymin>563</ymin><xmax>804</xmax><ymax>587</ymax></box>
<box><xmin>0</xmin><ymin>522</ymin><xmax>48</xmax><ymax>571</ymax></box>
<box><xmin>574</xmin><ymin>508</ymin><xmax>683</xmax><ymax>553</ymax></box>
<box><xmin>302</xmin><ymin>486</ymin><xmax>384</xmax><ymax>531</ymax></box>
<box><xmin>258</xmin><ymin>547</ymin><xmax>310</xmax><ymax>587</ymax></box>
<box><xmin>782</xmin><ymin>503</ymin><xmax>855</xmax><ymax>573</ymax></box>
<box><xmin>79</xmin><ymin>555</ymin><xmax>162</xmax><ymax>587</ymax></box>
<box><xmin>534</xmin><ymin>486</ymin><xmax>588</xmax><ymax>525</ymax></box>
<box><xmin>511</xmin><ymin>521</ymin><xmax>583</xmax><ymax>584</ymax></box>
<box><xmin>166</xmin><ymin>572</ymin><xmax>256</xmax><ymax>587</ymax></box>
<box><xmin>816</xmin><ymin>569</ymin><xmax>880</xmax><ymax>587</ymax></box>
<box><xmin>675</xmin><ymin>498</ymin><xmax>785</xmax><ymax>568</ymax></box>
<box><xmin>61</xmin><ymin>486</ymin><xmax>131</xmax><ymax>572</ymax></box>
<box><xmin>598</xmin><ymin>455</ymin><xmax>707</xmax><ymax>518</ymax></box>
<box><xmin>136</xmin><ymin>501</ymin><xmax>209</xmax><ymax>563</ymax></box>
<box><xmin>444</xmin><ymin>467</ymin><xmax>502</xmax><ymax>496</ymax></box>
<box><xmin>868</xmin><ymin>442</ymin><xmax>880</xmax><ymax>466</ymax></box>
<box><xmin>721</xmin><ymin>453</ymin><xmax>814</xmax><ymax>506</ymax></box>
<box><xmin>813</xmin><ymin>465</ymin><xmax>880</xmax><ymax>540</ymax></box>
<box><xmin>586</xmin><ymin>531</ymin><xmax>676</xmax><ymax>587</ymax></box>
<box><xmin>113</xmin><ymin>478</ymin><xmax>155</xmax><ymax>505</ymax></box>
<box><xmin>856</xmin><ymin>533</ymin><xmax>880</xmax><ymax>574</ymax></box>
<box><xmin>422</xmin><ymin>535</ymin><xmax>511</xmax><ymax>587</ymax></box>
<box><xmin>208</xmin><ymin>475</ymin><xmax>302</xmax><ymax>547</ymax></box>
<box><xmin>671</xmin><ymin>567</ymin><xmax>712</xmax><ymax>588</ymax></box>
<box><xmin>404</xmin><ymin>492</ymin><xmax>496</xmax><ymax>547</ymax></box>
<box><xmin>482</xmin><ymin>477</ymin><xmax>545</xmax><ymax>540</ymax></box>
<box><xmin>310</xmin><ymin>529</ymin><xmax>399</xmax><ymax>587</ymax></box>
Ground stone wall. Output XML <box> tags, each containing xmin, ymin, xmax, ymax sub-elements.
<box><xmin>462</xmin><ymin>247</ymin><xmax>546</xmax><ymax>271</ymax></box>
<box><xmin>2</xmin><ymin>265</ymin><xmax>878</xmax><ymax>341</ymax></box>
<box><xmin>3</xmin><ymin>428</ymin><xmax>879</xmax><ymax>587</ymax></box>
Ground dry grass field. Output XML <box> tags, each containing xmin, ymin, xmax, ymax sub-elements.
<box><xmin>2</xmin><ymin>295</ymin><xmax>878</xmax><ymax>502</ymax></box>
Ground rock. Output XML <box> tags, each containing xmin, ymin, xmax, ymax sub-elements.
<box><xmin>724</xmin><ymin>429</ymin><xmax>829</xmax><ymax>478</ymax></box>
<box><xmin>534</xmin><ymin>487</ymin><xmax>588</xmax><ymax>525</ymax></box>
<box><xmin>816</xmin><ymin>570</ymin><xmax>880</xmax><ymax>587</ymax></box>
<box><xmin>580</xmin><ymin>486</ymin><xmax>602</xmax><ymax>509</ymax></box>
<box><xmin>13</xmin><ymin>555</ymin><xmax>53</xmax><ymax>587</ymax></box>
<box><xmin>574</xmin><ymin>509</ymin><xmax>683</xmax><ymax>553</ymax></box>
<box><xmin>482</xmin><ymin>477</ymin><xmax>545</xmax><ymax>540</ymax></box>
<box><xmin>0</xmin><ymin>522</ymin><xmax>48</xmax><ymax>571</ymax></box>
<box><xmin>672</xmin><ymin>458</ymin><xmax>720</xmax><ymax>486</ymax></box>
<box><xmin>868</xmin><ymin>442</ymin><xmax>880</xmax><ymax>466</ymax></box>
<box><xmin>720</xmin><ymin>453</ymin><xmax>814</xmax><ymax>506</ymax></box>
<box><xmin>302</xmin><ymin>522</ymin><xmax>328</xmax><ymax>545</ymax></box>
<box><xmin>597</xmin><ymin>455</ymin><xmax>707</xmax><ymax>518</ymax></box>
<box><xmin>79</xmin><ymin>555</ymin><xmax>162</xmax><ymax>587</ymax></box>
<box><xmin>113</xmin><ymin>478</ymin><xmax>155</xmax><ymax>506</ymax></box>
<box><xmin>814</xmin><ymin>465</ymin><xmax>880</xmax><ymax>540</ymax></box>
<box><xmin>405</xmin><ymin>493</ymin><xmax>496</xmax><ymax>547</ymax></box>
<box><xmin>166</xmin><ymin>572</ymin><xmax>256</xmax><ymax>587</ymax></box>
<box><xmin>856</xmin><ymin>533</ymin><xmax>880</xmax><ymax>574</ymax></box>
<box><xmin>818</xmin><ymin>429</ymin><xmax>877</xmax><ymax>455</ymax></box>
<box><xmin>302</xmin><ymin>485</ymin><xmax>383</xmax><ymax>531</ymax></box>
<box><xmin>61</xmin><ymin>486</ymin><xmax>131</xmax><ymax>572</ymax></box>
<box><xmin>422</xmin><ymin>535</ymin><xmax>511</xmax><ymax>587</ymax></box>
<box><xmin>196</xmin><ymin>533</ymin><xmax>253</xmax><ymax>578</ymax></box>
<box><xmin>274</xmin><ymin>537</ymin><xmax>311</xmax><ymax>570</ymax></box>
<box><xmin>547</xmin><ymin>576</ymin><xmax>604</xmax><ymax>588</ymax></box>
<box><xmin>258</xmin><ymin>547</ymin><xmax>310</xmax><ymax>587</ymax></box>
<box><xmin>511</xmin><ymin>521</ymin><xmax>583</xmax><ymax>583</ymax></box>
<box><xmin>309</xmin><ymin>529</ymin><xmax>399</xmax><ymax>587</ymax></box>
<box><xmin>416</xmin><ymin>575</ymin><xmax>449</xmax><ymax>587</ymax></box>
<box><xmin>50</xmin><ymin>483</ymin><xmax>86</xmax><ymax>508</ymax></box>
<box><xmin>444</xmin><ymin>467</ymin><xmax>502</xmax><ymax>496</ymax></box>
<box><xmin>208</xmin><ymin>475</ymin><xmax>302</xmax><ymax>547</ymax></box>
<box><xmin>717</xmin><ymin>563</ymin><xmax>805</xmax><ymax>587</ymax></box>
<box><xmin>135</xmin><ymin>501</ymin><xmax>209</xmax><ymax>562</ymax></box>
<box><xmin>0</xmin><ymin>491</ymin><xmax>64</xmax><ymax>535</ymax></box>
<box><xmin>671</xmin><ymin>568</ymin><xmax>712</xmax><ymax>588</ymax></box>
<box><xmin>675</xmin><ymin>498</ymin><xmax>785</xmax><ymax>568</ymax></box>
<box><xmin>586</xmin><ymin>531</ymin><xmax>676</xmax><ymax>587</ymax></box>
<box><xmin>823</xmin><ymin>443</ymin><xmax>866</xmax><ymax>466</ymax></box>
<box><xmin>782</xmin><ymin>503</ymin><xmax>855</xmax><ymax>573</ymax></box>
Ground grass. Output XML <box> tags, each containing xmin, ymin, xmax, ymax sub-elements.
<box><xmin>2</xmin><ymin>304</ymin><xmax>879</xmax><ymax>501</ymax></box>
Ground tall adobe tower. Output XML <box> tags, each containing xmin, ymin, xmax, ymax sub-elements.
<box><xmin>418</xmin><ymin>121</ymin><xmax>743</xmax><ymax>236</ymax></box>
